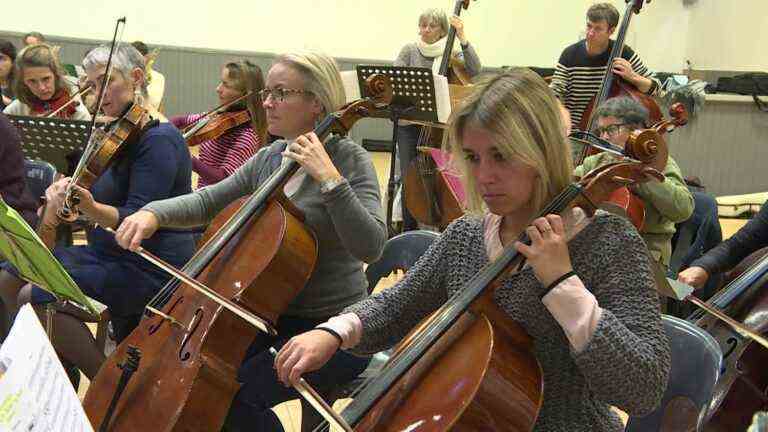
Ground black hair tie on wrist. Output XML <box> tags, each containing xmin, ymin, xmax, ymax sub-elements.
<box><xmin>315</xmin><ymin>326</ymin><xmax>343</xmax><ymax>347</ymax></box>
<box><xmin>541</xmin><ymin>270</ymin><xmax>577</xmax><ymax>299</ymax></box>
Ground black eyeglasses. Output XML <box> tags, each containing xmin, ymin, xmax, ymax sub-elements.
<box><xmin>258</xmin><ymin>88</ymin><xmax>311</xmax><ymax>103</ymax></box>
<box><xmin>594</xmin><ymin>123</ymin><xmax>630</xmax><ymax>137</ymax></box>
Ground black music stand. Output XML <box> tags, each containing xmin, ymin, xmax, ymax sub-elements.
<box><xmin>355</xmin><ymin>65</ymin><xmax>442</xmax><ymax>236</ymax></box>
<box><xmin>7</xmin><ymin>115</ymin><xmax>91</xmax><ymax>175</ymax></box>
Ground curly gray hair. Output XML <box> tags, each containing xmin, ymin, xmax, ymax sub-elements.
<box><xmin>593</xmin><ymin>96</ymin><xmax>649</xmax><ymax>127</ymax></box>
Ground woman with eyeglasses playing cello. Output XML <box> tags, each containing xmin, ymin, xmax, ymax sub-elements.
<box><xmin>172</xmin><ymin>60</ymin><xmax>268</xmax><ymax>188</ymax></box>
<box><xmin>0</xmin><ymin>44</ymin><xmax>195</xmax><ymax>379</ymax></box>
<box><xmin>114</xmin><ymin>52</ymin><xmax>385</xmax><ymax>431</ymax></box>
<box><xmin>276</xmin><ymin>69</ymin><xmax>670</xmax><ymax>431</ymax></box>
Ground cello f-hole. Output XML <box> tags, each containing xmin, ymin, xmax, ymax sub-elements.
<box><xmin>148</xmin><ymin>296</ymin><xmax>184</xmax><ymax>335</ymax></box>
<box><xmin>723</xmin><ymin>337</ymin><xmax>739</xmax><ymax>359</ymax></box>
<box><xmin>180</xmin><ymin>308</ymin><xmax>204</xmax><ymax>361</ymax></box>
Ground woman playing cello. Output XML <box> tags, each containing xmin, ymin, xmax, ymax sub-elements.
<box><xmin>171</xmin><ymin>60</ymin><xmax>268</xmax><ymax>188</ymax></box>
<box><xmin>276</xmin><ymin>69</ymin><xmax>670</xmax><ymax>431</ymax></box>
<box><xmin>115</xmin><ymin>51</ymin><xmax>386</xmax><ymax>431</ymax></box>
<box><xmin>0</xmin><ymin>44</ymin><xmax>195</xmax><ymax>379</ymax></box>
<box><xmin>2</xmin><ymin>43</ymin><xmax>90</xmax><ymax>120</ymax></box>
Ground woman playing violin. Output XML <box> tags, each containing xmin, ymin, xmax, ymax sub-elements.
<box><xmin>276</xmin><ymin>69</ymin><xmax>670</xmax><ymax>431</ymax></box>
<box><xmin>395</xmin><ymin>7</ymin><xmax>482</xmax><ymax>231</ymax></box>
<box><xmin>2</xmin><ymin>43</ymin><xmax>90</xmax><ymax>120</ymax></box>
<box><xmin>115</xmin><ymin>52</ymin><xmax>385</xmax><ymax>431</ymax></box>
<box><xmin>0</xmin><ymin>44</ymin><xmax>195</xmax><ymax>379</ymax></box>
<box><xmin>171</xmin><ymin>60</ymin><xmax>267</xmax><ymax>188</ymax></box>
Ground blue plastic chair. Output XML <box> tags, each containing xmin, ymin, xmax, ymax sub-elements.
<box><xmin>625</xmin><ymin>314</ymin><xmax>723</xmax><ymax>432</ymax></box>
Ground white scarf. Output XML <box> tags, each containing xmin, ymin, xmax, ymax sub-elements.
<box><xmin>416</xmin><ymin>38</ymin><xmax>458</xmax><ymax>76</ymax></box>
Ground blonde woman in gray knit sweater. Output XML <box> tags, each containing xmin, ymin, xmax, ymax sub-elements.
<box><xmin>276</xmin><ymin>68</ymin><xmax>670</xmax><ymax>431</ymax></box>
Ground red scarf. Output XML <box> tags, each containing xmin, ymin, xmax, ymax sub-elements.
<box><xmin>29</xmin><ymin>87</ymin><xmax>79</xmax><ymax>118</ymax></box>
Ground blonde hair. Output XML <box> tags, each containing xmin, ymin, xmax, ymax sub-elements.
<box><xmin>12</xmin><ymin>43</ymin><xmax>69</xmax><ymax>106</ymax></box>
<box><xmin>273</xmin><ymin>52</ymin><xmax>346</xmax><ymax>119</ymax></box>
<box><xmin>447</xmin><ymin>68</ymin><xmax>573</xmax><ymax>216</ymax></box>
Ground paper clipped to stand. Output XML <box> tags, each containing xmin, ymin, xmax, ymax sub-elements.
<box><xmin>0</xmin><ymin>305</ymin><xmax>94</xmax><ymax>432</ymax></box>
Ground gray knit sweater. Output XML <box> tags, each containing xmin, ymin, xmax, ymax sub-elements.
<box><xmin>345</xmin><ymin>212</ymin><xmax>670</xmax><ymax>431</ymax></box>
<box><xmin>394</xmin><ymin>42</ymin><xmax>482</xmax><ymax>78</ymax></box>
<box><xmin>143</xmin><ymin>136</ymin><xmax>386</xmax><ymax>318</ymax></box>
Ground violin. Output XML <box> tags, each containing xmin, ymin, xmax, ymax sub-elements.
<box><xmin>575</xmin><ymin>0</ymin><xmax>662</xmax><ymax>165</ymax></box>
<box><xmin>403</xmin><ymin>0</ymin><xmax>476</xmax><ymax>230</ymax></box>
<box><xmin>181</xmin><ymin>92</ymin><xmax>252</xmax><ymax>146</ymax></box>
<box><xmin>45</xmin><ymin>85</ymin><xmax>92</xmax><ymax>118</ymax></box>
<box><xmin>306</xmin><ymin>161</ymin><xmax>664</xmax><ymax>431</ymax></box>
<box><xmin>82</xmin><ymin>74</ymin><xmax>394</xmax><ymax>432</ymax></box>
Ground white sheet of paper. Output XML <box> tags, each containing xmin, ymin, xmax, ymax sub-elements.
<box><xmin>0</xmin><ymin>305</ymin><xmax>94</xmax><ymax>432</ymax></box>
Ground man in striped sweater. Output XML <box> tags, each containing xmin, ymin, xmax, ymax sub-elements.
<box><xmin>550</xmin><ymin>2</ymin><xmax>661</xmax><ymax>131</ymax></box>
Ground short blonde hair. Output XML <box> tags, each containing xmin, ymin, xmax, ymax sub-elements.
<box><xmin>447</xmin><ymin>68</ymin><xmax>573</xmax><ymax>215</ymax></box>
<box><xmin>419</xmin><ymin>8</ymin><xmax>449</xmax><ymax>37</ymax></box>
<box><xmin>12</xmin><ymin>43</ymin><xmax>69</xmax><ymax>106</ymax></box>
<box><xmin>273</xmin><ymin>52</ymin><xmax>346</xmax><ymax>119</ymax></box>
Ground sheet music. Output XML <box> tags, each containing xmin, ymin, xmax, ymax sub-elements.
<box><xmin>340</xmin><ymin>70</ymin><xmax>451</xmax><ymax>123</ymax></box>
<box><xmin>0</xmin><ymin>305</ymin><xmax>94</xmax><ymax>432</ymax></box>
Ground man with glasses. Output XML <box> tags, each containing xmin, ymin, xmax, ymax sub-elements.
<box><xmin>574</xmin><ymin>96</ymin><xmax>694</xmax><ymax>271</ymax></box>
<box><xmin>550</xmin><ymin>2</ymin><xmax>661</xmax><ymax>131</ymax></box>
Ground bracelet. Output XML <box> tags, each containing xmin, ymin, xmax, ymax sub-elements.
<box><xmin>315</xmin><ymin>326</ymin><xmax>343</xmax><ymax>347</ymax></box>
<box><xmin>320</xmin><ymin>176</ymin><xmax>345</xmax><ymax>194</ymax></box>
<box><xmin>541</xmin><ymin>270</ymin><xmax>577</xmax><ymax>299</ymax></box>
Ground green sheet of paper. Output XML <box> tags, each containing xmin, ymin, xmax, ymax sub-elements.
<box><xmin>0</xmin><ymin>198</ymin><xmax>97</xmax><ymax>315</ymax></box>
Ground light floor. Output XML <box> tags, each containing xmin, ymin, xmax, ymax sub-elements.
<box><xmin>76</xmin><ymin>150</ymin><xmax>747</xmax><ymax>430</ymax></box>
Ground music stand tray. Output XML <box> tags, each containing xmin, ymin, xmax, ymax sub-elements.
<box><xmin>7</xmin><ymin>115</ymin><xmax>91</xmax><ymax>175</ymax></box>
<box><xmin>0</xmin><ymin>198</ymin><xmax>96</xmax><ymax>315</ymax></box>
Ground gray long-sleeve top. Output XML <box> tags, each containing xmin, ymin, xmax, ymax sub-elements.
<box><xmin>394</xmin><ymin>42</ymin><xmax>482</xmax><ymax>78</ymax></box>
<box><xmin>144</xmin><ymin>136</ymin><xmax>386</xmax><ymax>318</ymax></box>
<box><xmin>345</xmin><ymin>213</ymin><xmax>670</xmax><ymax>431</ymax></box>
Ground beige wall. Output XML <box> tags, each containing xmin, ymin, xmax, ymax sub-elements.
<box><xmin>1</xmin><ymin>0</ymin><xmax>760</xmax><ymax>73</ymax></box>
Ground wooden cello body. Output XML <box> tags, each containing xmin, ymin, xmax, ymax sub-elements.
<box><xmin>83</xmin><ymin>197</ymin><xmax>317</xmax><ymax>431</ymax></box>
<box><xmin>83</xmin><ymin>76</ymin><xmax>394</xmax><ymax>431</ymax></box>
<box><xmin>689</xmin><ymin>249</ymin><xmax>768</xmax><ymax>431</ymax></box>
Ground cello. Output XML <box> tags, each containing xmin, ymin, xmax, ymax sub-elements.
<box><xmin>574</xmin><ymin>0</ymin><xmax>662</xmax><ymax>165</ymax></box>
<box><xmin>303</xmin><ymin>161</ymin><xmax>664</xmax><ymax>431</ymax></box>
<box><xmin>403</xmin><ymin>0</ymin><xmax>476</xmax><ymax>230</ymax></box>
<box><xmin>82</xmin><ymin>74</ymin><xmax>393</xmax><ymax>432</ymax></box>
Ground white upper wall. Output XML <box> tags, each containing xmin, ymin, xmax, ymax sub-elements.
<box><xmin>2</xmin><ymin>0</ymin><xmax>759</xmax><ymax>74</ymax></box>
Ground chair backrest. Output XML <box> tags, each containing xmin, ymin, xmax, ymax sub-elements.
<box><xmin>23</xmin><ymin>159</ymin><xmax>57</xmax><ymax>205</ymax></box>
<box><xmin>365</xmin><ymin>230</ymin><xmax>439</xmax><ymax>293</ymax></box>
<box><xmin>625</xmin><ymin>314</ymin><xmax>723</xmax><ymax>432</ymax></box>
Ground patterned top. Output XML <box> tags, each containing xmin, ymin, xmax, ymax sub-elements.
<box><xmin>172</xmin><ymin>113</ymin><xmax>261</xmax><ymax>188</ymax></box>
<box><xmin>549</xmin><ymin>39</ymin><xmax>661</xmax><ymax>130</ymax></box>
<box><xmin>345</xmin><ymin>212</ymin><xmax>670</xmax><ymax>431</ymax></box>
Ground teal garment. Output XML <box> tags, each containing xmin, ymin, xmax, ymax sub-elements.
<box><xmin>575</xmin><ymin>153</ymin><xmax>694</xmax><ymax>266</ymax></box>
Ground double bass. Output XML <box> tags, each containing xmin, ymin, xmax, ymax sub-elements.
<box><xmin>403</xmin><ymin>0</ymin><xmax>476</xmax><ymax>230</ymax></box>
<box><xmin>82</xmin><ymin>75</ymin><xmax>393</xmax><ymax>431</ymax></box>
<box><xmin>305</xmin><ymin>161</ymin><xmax>664</xmax><ymax>431</ymax></box>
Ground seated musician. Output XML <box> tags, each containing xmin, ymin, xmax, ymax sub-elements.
<box><xmin>276</xmin><ymin>69</ymin><xmax>670</xmax><ymax>431</ymax></box>
<box><xmin>131</xmin><ymin>41</ymin><xmax>165</xmax><ymax>112</ymax></box>
<box><xmin>22</xmin><ymin>31</ymin><xmax>45</xmax><ymax>47</ymax></box>
<box><xmin>550</xmin><ymin>2</ymin><xmax>660</xmax><ymax>131</ymax></box>
<box><xmin>0</xmin><ymin>44</ymin><xmax>195</xmax><ymax>380</ymax></box>
<box><xmin>395</xmin><ymin>7</ymin><xmax>481</xmax><ymax>231</ymax></box>
<box><xmin>0</xmin><ymin>39</ymin><xmax>17</xmax><ymax>110</ymax></box>
<box><xmin>2</xmin><ymin>43</ymin><xmax>90</xmax><ymax>120</ymax></box>
<box><xmin>679</xmin><ymin>201</ymin><xmax>768</xmax><ymax>289</ymax></box>
<box><xmin>114</xmin><ymin>52</ymin><xmax>385</xmax><ymax>431</ymax></box>
<box><xmin>171</xmin><ymin>60</ymin><xmax>267</xmax><ymax>188</ymax></box>
<box><xmin>574</xmin><ymin>97</ymin><xmax>694</xmax><ymax>271</ymax></box>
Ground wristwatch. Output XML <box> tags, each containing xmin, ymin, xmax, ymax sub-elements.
<box><xmin>320</xmin><ymin>176</ymin><xmax>345</xmax><ymax>194</ymax></box>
